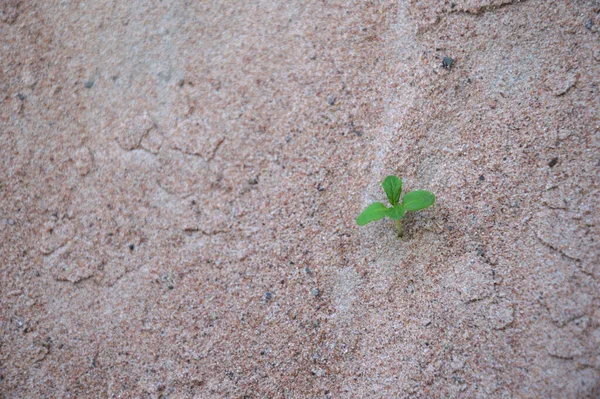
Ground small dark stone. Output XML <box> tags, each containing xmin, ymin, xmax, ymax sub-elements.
<box><xmin>354</xmin><ymin>130</ymin><xmax>363</xmax><ymax>137</ymax></box>
<box><xmin>446</xmin><ymin>225</ymin><xmax>454</xmax><ymax>231</ymax></box>
<box><xmin>442</xmin><ymin>57</ymin><xmax>454</xmax><ymax>69</ymax></box>
<box><xmin>327</xmin><ymin>96</ymin><xmax>336</xmax><ymax>105</ymax></box>
<box><xmin>265</xmin><ymin>292</ymin><xmax>272</xmax><ymax>300</ymax></box>
<box><xmin>311</xmin><ymin>288</ymin><xmax>320</xmax><ymax>297</ymax></box>
<box><xmin>128</xmin><ymin>244</ymin><xmax>135</xmax><ymax>251</ymax></box>
<box><xmin>168</xmin><ymin>285</ymin><xmax>174</xmax><ymax>290</ymax></box>
<box><xmin>450</xmin><ymin>2</ymin><xmax>456</xmax><ymax>9</ymax></box>
<box><xmin>479</xmin><ymin>175</ymin><xmax>485</xmax><ymax>181</ymax></box>
<box><xmin>84</xmin><ymin>80</ymin><xmax>94</xmax><ymax>89</ymax></box>
<box><xmin>305</xmin><ymin>266</ymin><xmax>312</xmax><ymax>275</ymax></box>
<box><xmin>585</xmin><ymin>20</ymin><xmax>593</xmax><ymax>30</ymax></box>
<box><xmin>178</xmin><ymin>78</ymin><xmax>185</xmax><ymax>87</ymax></box>
<box><xmin>260</xmin><ymin>350</ymin><xmax>266</xmax><ymax>355</ymax></box>
<box><xmin>285</xmin><ymin>134</ymin><xmax>292</xmax><ymax>143</ymax></box>
<box><xmin>248</xmin><ymin>178</ymin><xmax>258</xmax><ymax>185</ymax></box>
<box><xmin>17</xmin><ymin>93</ymin><xmax>25</xmax><ymax>101</ymax></box>
<box><xmin>548</xmin><ymin>157</ymin><xmax>558</xmax><ymax>167</ymax></box>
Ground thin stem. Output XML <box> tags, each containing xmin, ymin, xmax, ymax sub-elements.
<box><xmin>396</xmin><ymin>219</ymin><xmax>403</xmax><ymax>238</ymax></box>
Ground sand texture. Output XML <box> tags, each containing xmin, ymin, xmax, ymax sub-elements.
<box><xmin>1</xmin><ymin>0</ymin><xmax>599</xmax><ymax>397</ymax></box>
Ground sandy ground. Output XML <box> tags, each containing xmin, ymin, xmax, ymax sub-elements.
<box><xmin>1</xmin><ymin>0</ymin><xmax>599</xmax><ymax>397</ymax></box>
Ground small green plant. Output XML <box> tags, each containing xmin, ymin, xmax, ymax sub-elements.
<box><xmin>357</xmin><ymin>175</ymin><xmax>435</xmax><ymax>237</ymax></box>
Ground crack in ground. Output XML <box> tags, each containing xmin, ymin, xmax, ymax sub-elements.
<box><xmin>183</xmin><ymin>227</ymin><xmax>231</xmax><ymax>236</ymax></box>
<box><xmin>415</xmin><ymin>0</ymin><xmax>530</xmax><ymax>34</ymax></box>
<box><xmin>534</xmin><ymin>230</ymin><xmax>582</xmax><ymax>263</ymax></box>
<box><xmin>450</xmin><ymin>0</ymin><xmax>528</xmax><ymax>16</ymax></box>
<box><xmin>168</xmin><ymin>136</ymin><xmax>226</xmax><ymax>162</ymax></box>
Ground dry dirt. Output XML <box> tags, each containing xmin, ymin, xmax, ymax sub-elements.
<box><xmin>1</xmin><ymin>0</ymin><xmax>599</xmax><ymax>398</ymax></box>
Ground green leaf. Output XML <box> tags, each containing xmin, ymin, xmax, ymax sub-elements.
<box><xmin>401</xmin><ymin>190</ymin><xmax>435</xmax><ymax>211</ymax></box>
<box><xmin>357</xmin><ymin>202</ymin><xmax>389</xmax><ymax>226</ymax></box>
<box><xmin>386</xmin><ymin>204</ymin><xmax>406</xmax><ymax>220</ymax></box>
<box><xmin>382</xmin><ymin>175</ymin><xmax>402</xmax><ymax>206</ymax></box>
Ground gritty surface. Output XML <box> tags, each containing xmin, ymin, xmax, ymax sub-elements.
<box><xmin>1</xmin><ymin>0</ymin><xmax>599</xmax><ymax>398</ymax></box>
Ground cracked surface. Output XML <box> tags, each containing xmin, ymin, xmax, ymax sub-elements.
<box><xmin>1</xmin><ymin>0</ymin><xmax>599</xmax><ymax>397</ymax></box>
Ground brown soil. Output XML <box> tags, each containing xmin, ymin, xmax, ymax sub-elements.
<box><xmin>1</xmin><ymin>0</ymin><xmax>599</xmax><ymax>397</ymax></box>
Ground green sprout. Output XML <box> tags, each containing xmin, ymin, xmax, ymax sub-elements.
<box><xmin>357</xmin><ymin>175</ymin><xmax>435</xmax><ymax>238</ymax></box>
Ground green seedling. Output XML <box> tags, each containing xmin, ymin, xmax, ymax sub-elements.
<box><xmin>357</xmin><ymin>175</ymin><xmax>435</xmax><ymax>238</ymax></box>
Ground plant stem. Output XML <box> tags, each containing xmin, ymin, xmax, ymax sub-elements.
<box><xmin>396</xmin><ymin>219</ymin><xmax>403</xmax><ymax>238</ymax></box>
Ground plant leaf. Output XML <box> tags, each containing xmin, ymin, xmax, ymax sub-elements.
<box><xmin>387</xmin><ymin>204</ymin><xmax>406</xmax><ymax>220</ymax></box>
<box><xmin>356</xmin><ymin>202</ymin><xmax>389</xmax><ymax>226</ymax></box>
<box><xmin>382</xmin><ymin>175</ymin><xmax>402</xmax><ymax>206</ymax></box>
<box><xmin>401</xmin><ymin>190</ymin><xmax>435</xmax><ymax>211</ymax></box>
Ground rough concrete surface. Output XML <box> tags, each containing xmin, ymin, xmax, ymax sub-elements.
<box><xmin>1</xmin><ymin>0</ymin><xmax>599</xmax><ymax>397</ymax></box>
